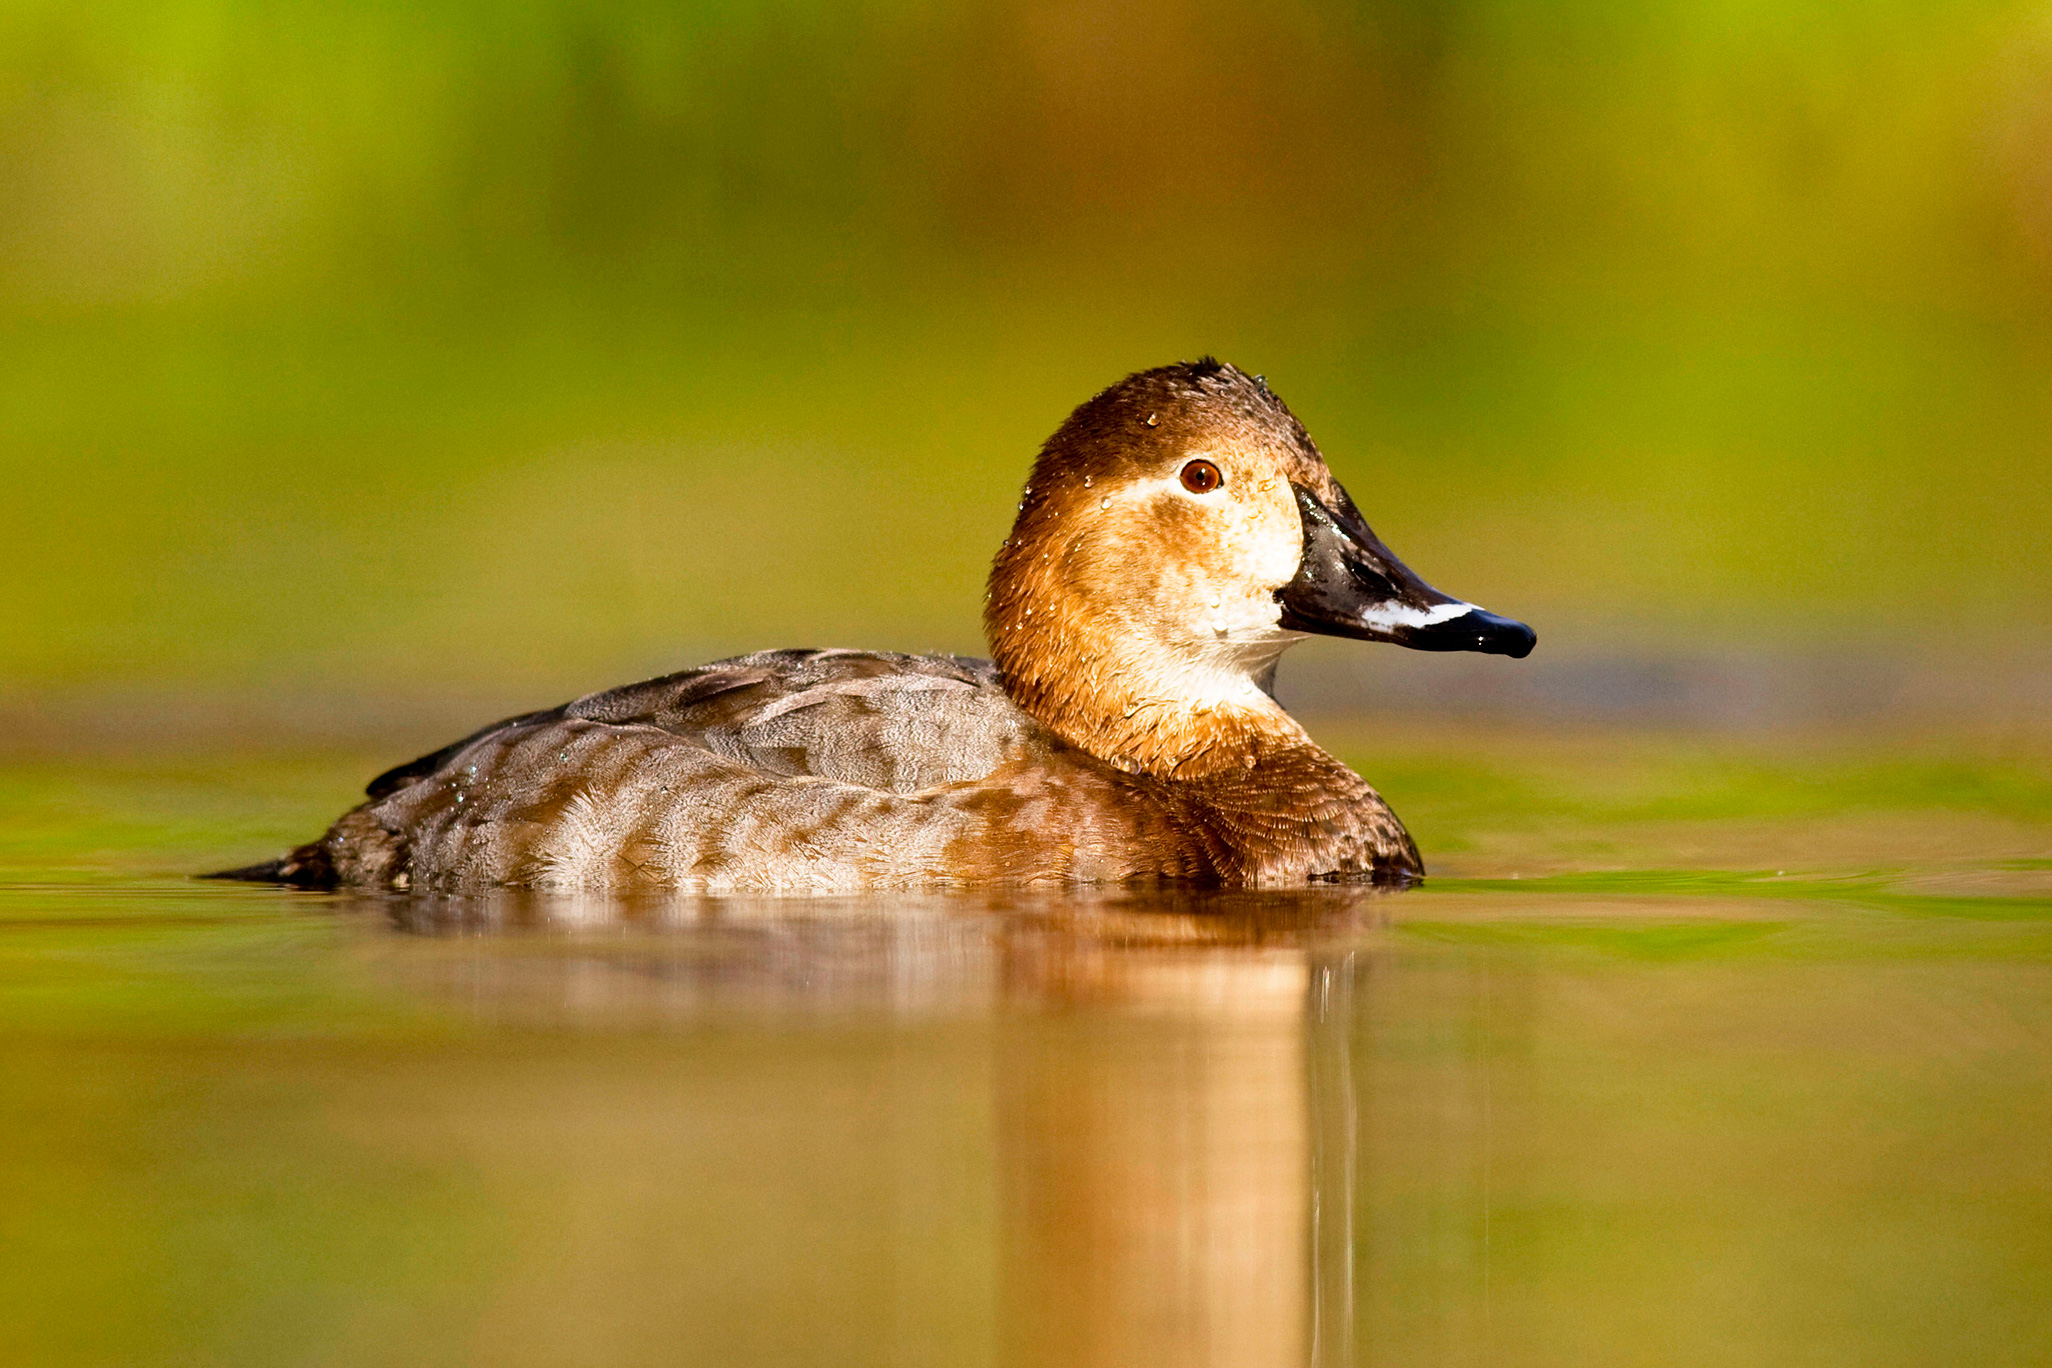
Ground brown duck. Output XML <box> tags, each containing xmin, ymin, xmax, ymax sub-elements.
<box><xmin>216</xmin><ymin>360</ymin><xmax>1533</xmax><ymax>893</ymax></box>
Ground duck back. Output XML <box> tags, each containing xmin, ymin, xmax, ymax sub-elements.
<box><xmin>368</xmin><ymin>649</ymin><xmax>1035</xmax><ymax>800</ymax></box>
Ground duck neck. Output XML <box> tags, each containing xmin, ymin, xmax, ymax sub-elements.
<box><xmin>987</xmin><ymin>598</ymin><xmax>1322</xmax><ymax>782</ymax></box>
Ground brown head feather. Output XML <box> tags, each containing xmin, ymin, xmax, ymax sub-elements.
<box><xmin>986</xmin><ymin>360</ymin><xmax>1351</xmax><ymax>779</ymax></box>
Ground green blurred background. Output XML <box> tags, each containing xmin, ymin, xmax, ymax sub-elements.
<box><xmin>3</xmin><ymin>0</ymin><xmax>2049</xmax><ymax>722</ymax></box>
<box><xmin>5</xmin><ymin>14</ymin><xmax>2051</xmax><ymax>1359</ymax></box>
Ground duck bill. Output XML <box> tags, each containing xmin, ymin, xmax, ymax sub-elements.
<box><xmin>1276</xmin><ymin>484</ymin><xmax>1536</xmax><ymax>658</ymax></box>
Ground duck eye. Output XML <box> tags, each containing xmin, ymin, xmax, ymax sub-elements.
<box><xmin>1180</xmin><ymin>460</ymin><xmax>1223</xmax><ymax>494</ymax></box>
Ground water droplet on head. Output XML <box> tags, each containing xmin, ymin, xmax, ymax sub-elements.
<box><xmin>1082</xmin><ymin>475</ymin><xmax>1092</xmax><ymax>488</ymax></box>
<box><xmin>1146</xmin><ymin>413</ymin><xmax>1158</xmax><ymax>427</ymax></box>
<box><xmin>1099</xmin><ymin>497</ymin><xmax>1110</xmax><ymax>509</ymax></box>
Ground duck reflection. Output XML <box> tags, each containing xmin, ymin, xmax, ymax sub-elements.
<box><xmin>993</xmin><ymin>898</ymin><xmax>1356</xmax><ymax>1368</ymax></box>
<box><xmin>367</xmin><ymin>886</ymin><xmax>1392</xmax><ymax>1368</ymax></box>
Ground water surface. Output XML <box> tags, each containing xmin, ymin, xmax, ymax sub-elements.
<box><xmin>2</xmin><ymin>734</ymin><xmax>2049</xmax><ymax>1366</ymax></box>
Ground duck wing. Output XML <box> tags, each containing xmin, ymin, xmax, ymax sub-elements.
<box><xmin>365</xmin><ymin>649</ymin><xmax>1039</xmax><ymax>803</ymax></box>
<box><xmin>570</xmin><ymin>649</ymin><xmax>1040</xmax><ymax>793</ymax></box>
<box><xmin>288</xmin><ymin>649</ymin><xmax>1113</xmax><ymax>891</ymax></box>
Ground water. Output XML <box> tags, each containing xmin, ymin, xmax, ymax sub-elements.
<box><xmin>2</xmin><ymin>734</ymin><xmax>2049</xmax><ymax>1367</ymax></box>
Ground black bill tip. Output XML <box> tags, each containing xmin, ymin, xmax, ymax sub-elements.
<box><xmin>1397</xmin><ymin>607</ymin><xmax>1537</xmax><ymax>659</ymax></box>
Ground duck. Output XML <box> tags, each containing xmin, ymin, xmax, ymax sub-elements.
<box><xmin>214</xmin><ymin>359</ymin><xmax>1533</xmax><ymax>893</ymax></box>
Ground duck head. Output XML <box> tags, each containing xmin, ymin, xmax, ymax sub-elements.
<box><xmin>986</xmin><ymin>358</ymin><xmax>1534</xmax><ymax>778</ymax></box>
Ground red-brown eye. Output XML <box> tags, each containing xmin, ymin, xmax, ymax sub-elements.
<box><xmin>1180</xmin><ymin>459</ymin><xmax>1223</xmax><ymax>494</ymax></box>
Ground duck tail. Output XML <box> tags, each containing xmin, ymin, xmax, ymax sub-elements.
<box><xmin>201</xmin><ymin>841</ymin><xmax>337</xmax><ymax>889</ymax></box>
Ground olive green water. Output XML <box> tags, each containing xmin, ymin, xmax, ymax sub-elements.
<box><xmin>3</xmin><ymin>728</ymin><xmax>2049</xmax><ymax>1368</ymax></box>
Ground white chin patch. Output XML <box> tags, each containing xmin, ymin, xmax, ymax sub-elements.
<box><xmin>1357</xmin><ymin>600</ymin><xmax>1478</xmax><ymax>630</ymax></box>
